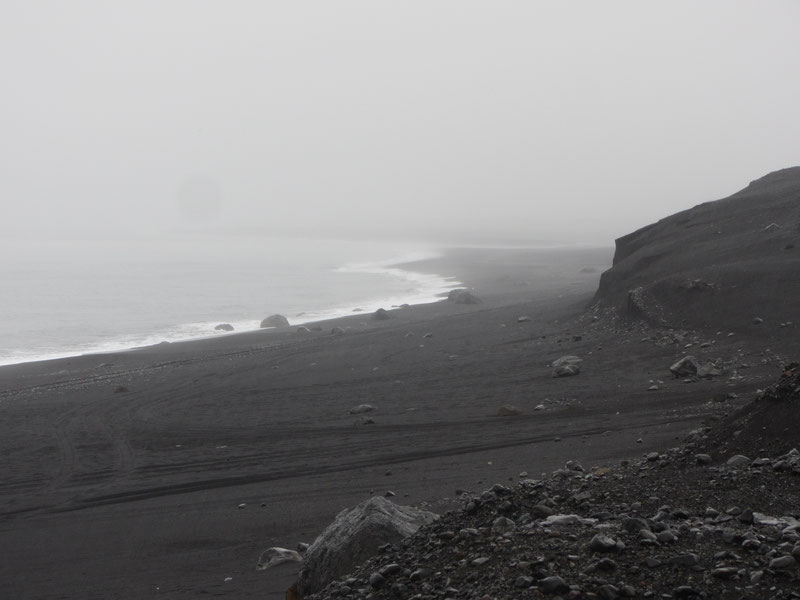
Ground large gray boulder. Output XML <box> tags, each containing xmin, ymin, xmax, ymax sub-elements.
<box><xmin>260</xmin><ymin>314</ymin><xmax>290</xmax><ymax>328</ymax></box>
<box><xmin>297</xmin><ymin>496</ymin><xmax>438</xmax><ymax>596</ymax></box>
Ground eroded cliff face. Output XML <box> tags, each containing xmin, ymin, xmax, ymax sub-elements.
<box><xmin>593</xmin><ymin>167</ymin><xmax>800</xmax><ymax>331</ymax></box>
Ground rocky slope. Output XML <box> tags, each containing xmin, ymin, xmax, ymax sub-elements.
<box><xmin>594</xmin><ymin>167</ymin><xmax>800</xmax><ymax>332</ymax></box>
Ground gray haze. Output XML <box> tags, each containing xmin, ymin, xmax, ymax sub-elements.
<box><xmin>2</xmin><ymin>1</ymin><xmax>799</xmax><ymax>256</ymax></box>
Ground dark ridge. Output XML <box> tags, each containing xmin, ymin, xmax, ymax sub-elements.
<box><xmin>595</xmin><ymin>166</ymin><xmax>800</xmax><ymax>331</ymax></box>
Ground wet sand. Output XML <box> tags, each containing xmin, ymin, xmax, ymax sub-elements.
<box><xmin>0</xmin><ymin>245</ymin><xmax>777</xmax><ymax>599</ymax></box>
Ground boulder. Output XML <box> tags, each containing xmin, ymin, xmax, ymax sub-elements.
<box><xmin>447</xmin><ymin>289</ymin><xmax>481</xmax><ymax>304</ymax></box>
<box><xmin>330</xmin><ymin>326</ymin><xmax>345</xmax><ymax>335</ymax></box>
<box><xmin>297</xmin><ymin>496</ymin><xmax>438</xmax><ymax>596</ymax></box>
<box><xmin>552</xmin><ymin>355</ymin><xmax>582</xmax><ymax>377</ymax></box>
<box><xmin>260</xmin><ymin>314</ymin><xmax>290</xmax><ymax>328</ymax></box>
<box><xmin>214</xmin><ymin>323</ymin><xmax>234</xmax><ymax>332</ymax></box>
<box><xmin>670</xmin><ymin>356</ymin><xmax>699</xmax><ymax>377</ymax></box>
<box><xmin>372</xmin><ymin>308</ymin><xmax>391</xmax><ymax>321</ymax></box>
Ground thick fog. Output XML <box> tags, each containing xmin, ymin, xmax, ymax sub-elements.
<box><xmin>2</xmin><ymin>1</ymin><xmax>799</xmax><ymax>256</ymax></box>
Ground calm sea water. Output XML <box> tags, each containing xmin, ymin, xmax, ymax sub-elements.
<box><xmin>0</xmin><ymin>237</ymin><xmax>458</xmax><ymax>366</ymax></box>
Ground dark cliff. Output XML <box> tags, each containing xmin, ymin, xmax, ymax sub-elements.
<box><xmin>594</xmin><ymin>167</ymin><xmax>800</xmax><ymax>330</ymax></box>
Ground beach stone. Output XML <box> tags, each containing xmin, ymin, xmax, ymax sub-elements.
<box><xmin>372</xmin><ymin>308</ymin><xmax>391</xmax><ymax>321</ymax></box>
<box><xmin>260</xmin><ymin>314</ymin><xmax>290</xmax><ymax>328</ymax></box>
<box><xmin>297</xmin><ymin>496</ymin><xmax>438</xmax><ymax>596</ymax></box>
<box><xmin>769</xmin><ymin>555</ymin><xmax>797</xmax><ymax>570</ymax></box>
<box><xmin>552</xmin><ymin>355</ymin><xmax>582</xmax><ymax>368</ymax></box>
<box><xmin>296</xmin><ymin>326</ymin><xmax>311</xmax><ymax>334</ymax></box>
<box><xmin>697</xmin><ymin>362</ymin><xmax>722</xmax><ymax>378</ymax></box>
<box><xmin>695</xmin><ymin>454</ymin><xmax>712</xmax><ymax>465</ymax></box>
<box><xmin>539</xmin><ymin>576</ymin><xmax>569</xmax><ymax>594</ymax></box>
<box><xmin>256</xmin><ymin>547</ymin><xmax>303</xmax><ymax>570</ymax></box>
<box><xmin>670</xmin><ymin>356</ymin><xmax>698</xmax><ymax>377</ymax></box>
<box><xmin>491</xmin><ymin>516</ymin><xmax>516</xmax><ymax>534</ymax></box>
<box><xmin>214</xmin><ymin>323</ymin><xmax>234</xmax><ymax>331</ymax></box>
<box><xmin>588</xmin><ymin>534</ymin><xmax>619</xmax><ymax>553</ymax></box>
<box><xmin>552</xmin><ymin>355</ymin><xmax>582</xmax><ymax>377</ymax></box>
<box><xmin>515</xmin><ymin>575</ymin><xmax>534</xmax><ymax>588</ymax></box>
<box><xmin>330</xmin><ymin>326</ymin><xmax>345</xmax><ymax>335</ymax></box>
<box><xmin>348</xmin><ymin>404</ymin><xmax>375</xmax><ymax>415</ymax></box>
<box><xmin>447</xmin><ymin>289</ymin><xmax>481</xmax><ymax>304</ymax></box>
<box><xmin>726</xmin><ymin>455</ymin><xmax>751</xmax><ymax>468</ymax></box>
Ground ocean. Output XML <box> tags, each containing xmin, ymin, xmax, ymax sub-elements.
<box><xmin>0</xmin><ymin>236</ymin><xmax>459</xmax><ymax>366</ymax></box>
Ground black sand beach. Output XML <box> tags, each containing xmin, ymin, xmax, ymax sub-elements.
<box><xmin>0</xmin><ymin>241</ymin><xmax>796</xmax><ymax>599</ymax></box>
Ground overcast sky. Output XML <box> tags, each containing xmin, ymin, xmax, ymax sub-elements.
<box><xmin>2</xmin><ymin>1</ymin><xmax>799</xmax><ymax>251</ymax></box>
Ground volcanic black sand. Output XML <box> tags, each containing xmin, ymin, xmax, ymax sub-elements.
<box><xmin>1</xmin><ymin>190</ymin><xmax>799</xmax><ymax>599</ymax></box>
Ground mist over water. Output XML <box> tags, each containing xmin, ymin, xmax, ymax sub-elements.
<box><xmin>0</xmin><ymin>237</ymin><xmax>457</xmax><ymax>366</ymax></box>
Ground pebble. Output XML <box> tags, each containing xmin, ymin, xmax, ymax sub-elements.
<box><xmin>539</xmin><ymin>576</ymin><xmax>569</xmax><ymax>594</ymax></box>
<box><xmin>769</xmin><ymin>555</ymin><xmax>797</xmax><ymax>569</ymax></box>
<box><xmin>588</xmin><ymin>534</ymin><xmax>619</xmax><ymax>553</ymax></box>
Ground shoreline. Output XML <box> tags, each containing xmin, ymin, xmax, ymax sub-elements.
<box><xmin>0</xmin><ymin>244</ymin><xmax>611</xmax><ymax>371</ymax></box>
<box><xmin>0</xmin><ymin>247</ymin><xmax>462</xmax><ymax>369</ymax></box>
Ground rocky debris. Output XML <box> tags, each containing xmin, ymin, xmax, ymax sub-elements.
<box><xmin>304</xmin><ymin>440</ymin><xmax>800</xmax><ymax>600</ymax></box>
<box><xmin>297</xmin><ymin>496</ymin><xmax>438</xmax><ymax>596</ymax></box>
<box><xmin>256</xmin><ymin>547</ymin><xmax>302</xmax><ymax>570</ymax></box>
<box><xmin>260</xmin><ymin>314</ymin><xmax>290</xmax><ymax>328</ymax></box>
<box><xmin>552</xmin><ymin>355</ymin><xmax>582</xmax><ymax>377</ymax></box>
<box><xmin>372</xmin><ymin>308</ymin><xmax>391</xmax><ymax>321</ymax></box>
<box><xmin>214</xmin><ymin>323</ymin><xmax>234</xmax><ymax>331</ymax></box>
<box><xmin>348</xmin><ymin>404</ymin><xmax>375</xmax><ymax>415</ymax></box>
<box><xmin>496</xmin><ymin>405</ymin><xmax>522</xmax><ymax>416</ymax></box>
<box><xmin>447</xmin><ymin>289</ymin><xmax>481</xmax><ymax>305</ymax></box>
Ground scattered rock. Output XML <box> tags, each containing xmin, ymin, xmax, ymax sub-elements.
<box><xmin>260</xmin><ymin>314</ymin><xmax>290</xmax><ymax>328</ymax></box>
<box><xmin>670</xmin><ymin>356</ymin><xmax>699</xmax><ymax>377</ymax></box>
<box><xmin>552</xmin><ymin>355</ymin><xmax>582</xmax><ymax>377</ymax></box>
<box><xmin>372</xmin><ymin>308</ymin><xmax>391</xmax><ymax>321</ymax></box>
<box><xmin>214</xmin><ymin>323</ymin><xmax>234</xmax><ymax>332</ymax></box>
<box><xmin>447</xmin><ymin>289</ymin><xmax>481</xmax><ymax>304</ymax></box>
<box><xmin>726</xmin><ymin>454</ymin><xmax>751</xmax><ymax>468</ymax></box>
